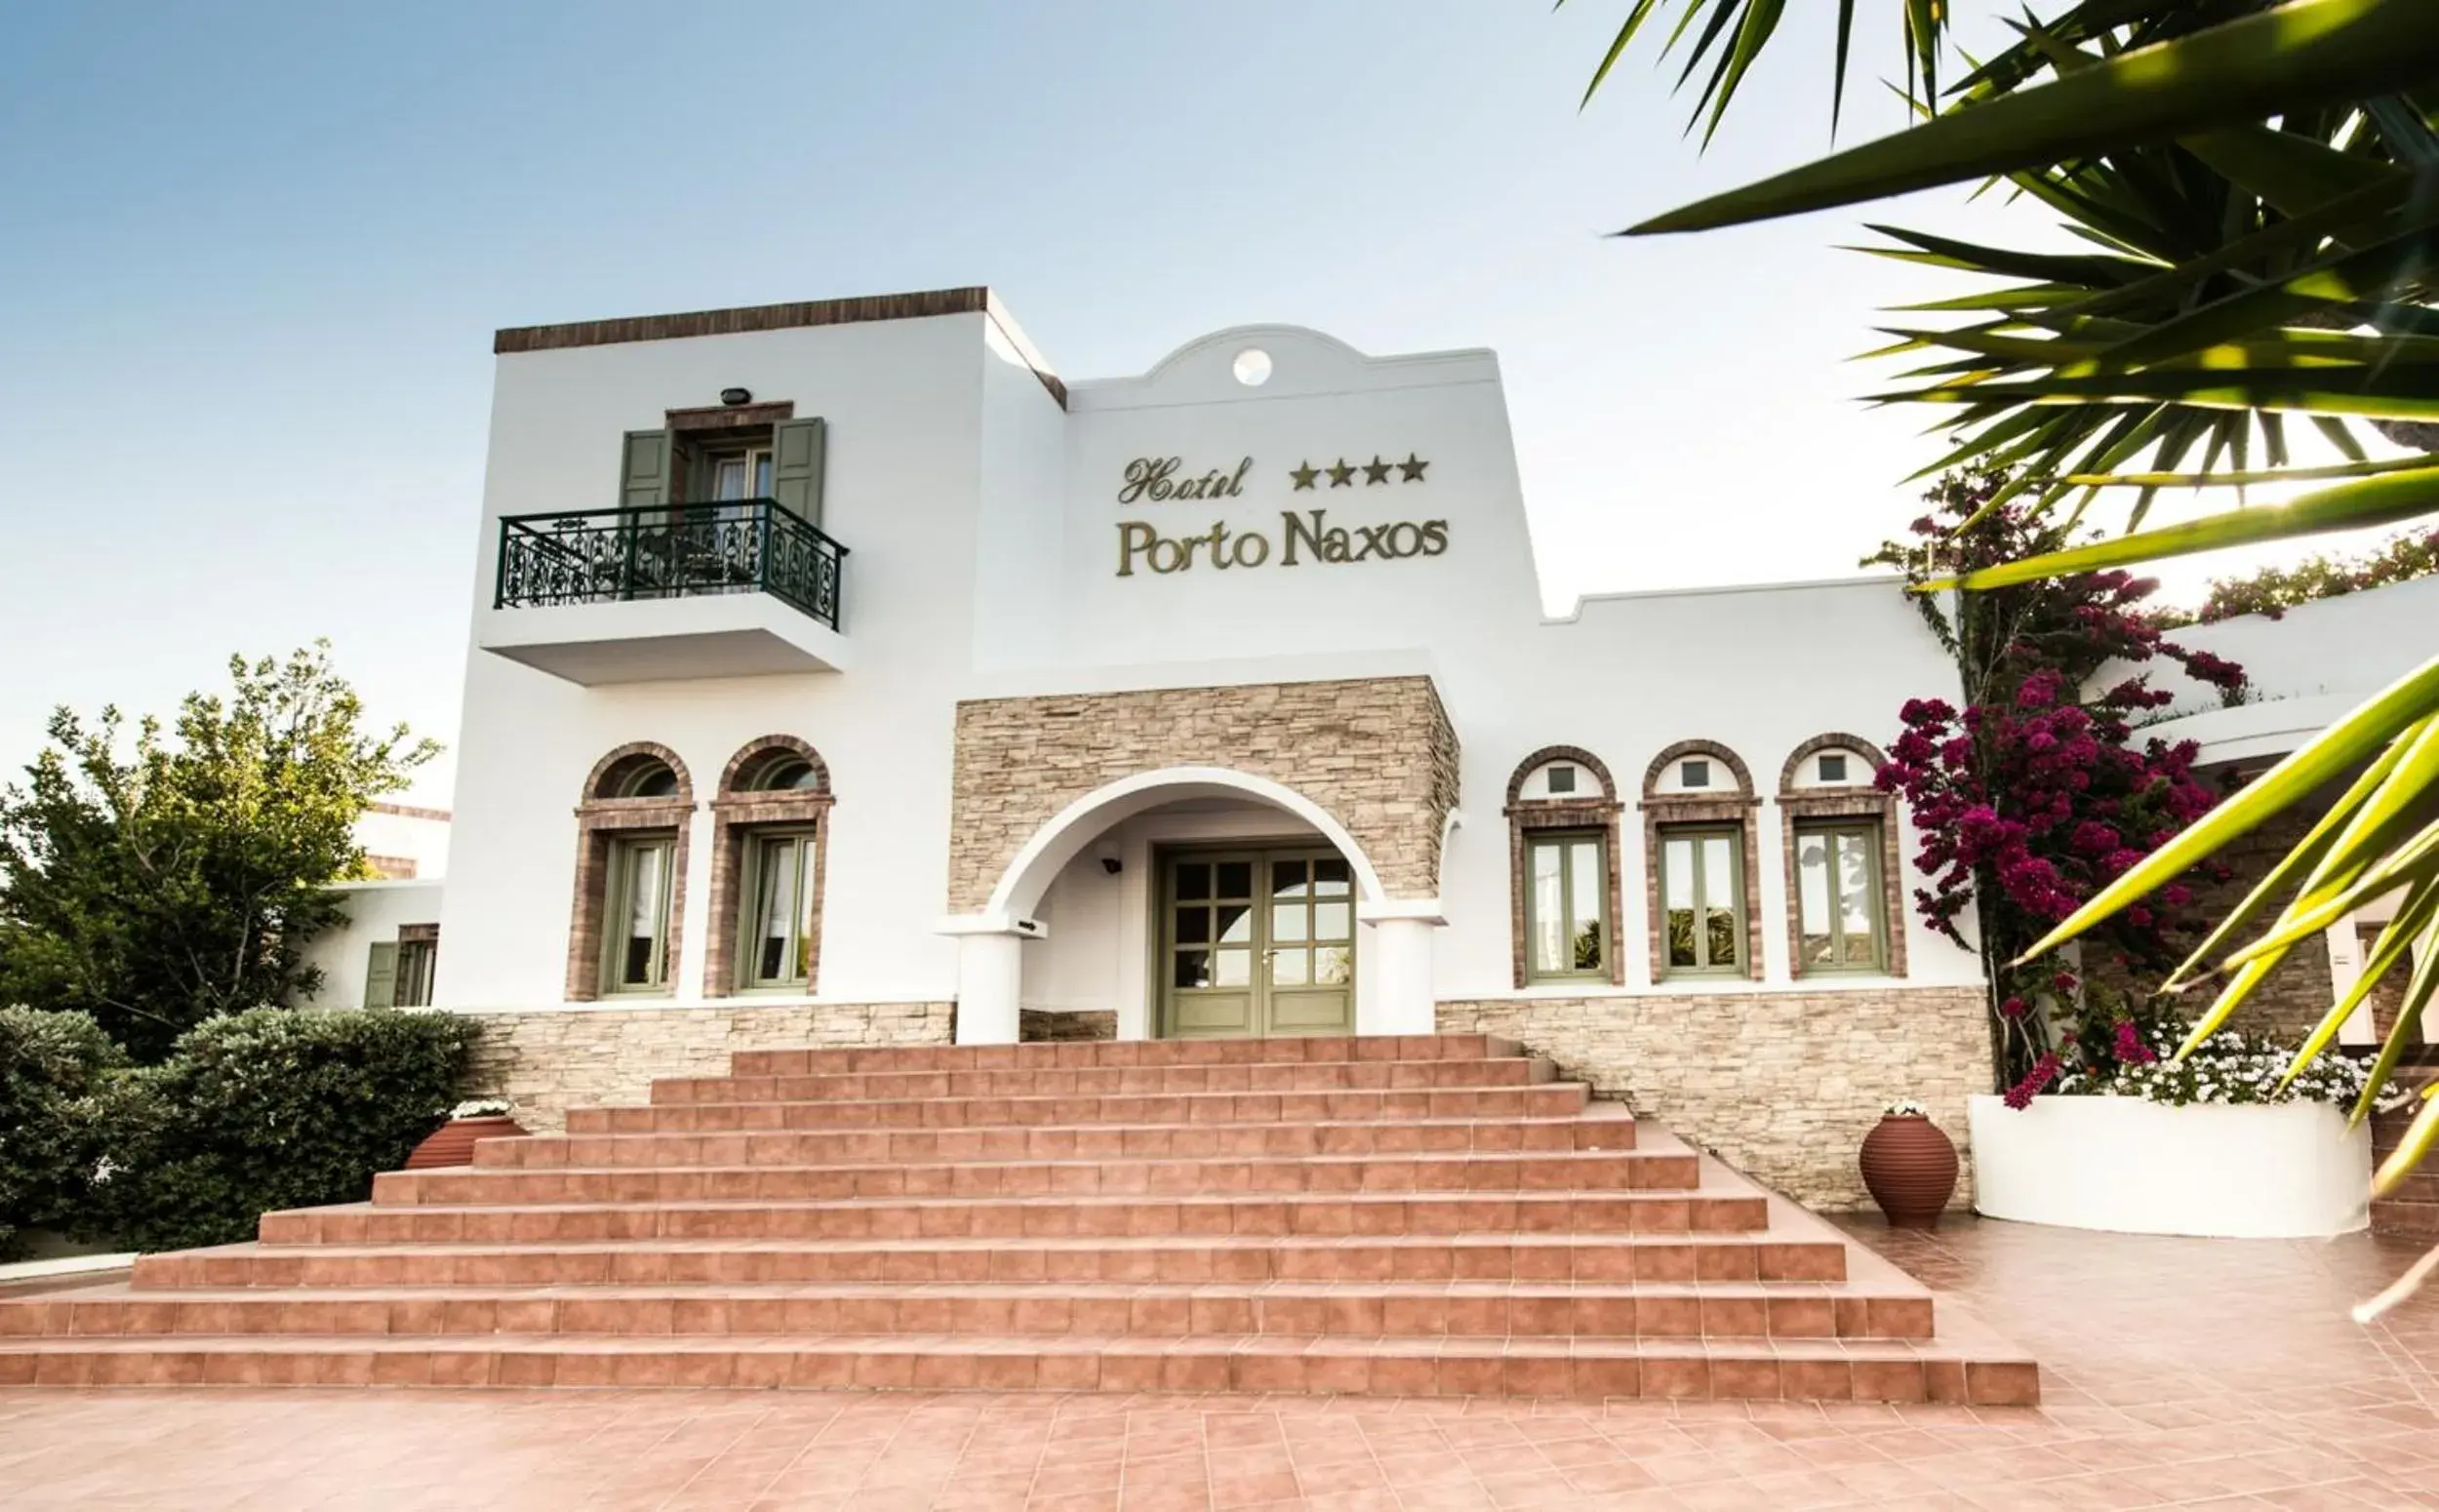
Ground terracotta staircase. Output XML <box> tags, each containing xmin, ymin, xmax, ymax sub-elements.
<box><xmin>0</xmin><ymin>1033</ymin><xmax>2037</xmax><ymax>1403</ymax></box>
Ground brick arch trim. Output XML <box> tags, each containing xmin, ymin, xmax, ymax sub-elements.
<box><xmin>1778</xmin><ymin>733</ymin><xmax>1890</xmax><ymax>795</ymax></box>
<box><xmin>1643</xmin><ymin>739</ymin><xmax>1754</xmax><ymax>799</ymax></box>
<box><xmin>719</xmin><ymin>734</ymin><xmax>833</xmax><ymax>795</ymax></box>
<box><xmin>1504</xmin><ymin>745</ymin><xmax>1619</xmax><ymax>807</ymax></box>
<box><xmin>580</xmin><ymin>741</ymin><xmax>695</xmax><ymax>805</ymax></box>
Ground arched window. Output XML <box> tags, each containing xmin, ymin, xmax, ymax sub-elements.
<box><xmin>566</xmin><ymin>744</ymin><xmax>696</xmax><ymax>1001</ymax></box>
<box><xmin>703</xmin><ymin>736</ymin><xmax>834</xmax><ymax>997</ymax></box>
<box><xmin>1779</xmin><ymin>735</ymin><xmax>1905</xmax><ymax>977</ymax></box>
<box><xmin>1641</xmin><ymin>740</ymin><xmax>1762</xmax><ymax>982</ymax></box>
<box><xmin>1504</xmin><ymin>746</ymin><xmax>1624</xmax><ymax>987</ymax></box>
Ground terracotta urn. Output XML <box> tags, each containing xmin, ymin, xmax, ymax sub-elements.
<box><xmin>405</xmin><ymin>1114</ymin><xmax>528</xmax><ymax>1171</ymax></box>
<box><xmin>1859</xmin><ymin>1112</ymin><xmax>1959</xmax><ymax>1228</ymax></box>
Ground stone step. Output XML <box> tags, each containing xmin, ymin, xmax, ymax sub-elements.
<box><xmin>0</xmin><ymin>1331</ymin><xmax>2039</xmax><ymax>1404</ymax></box>
<box><xmin>378</xmin><ymin>1148</ymin><xmax>1696</xmax><ymax>1207</ymax></box>
<box><xmin>651</xmin><ymin>1054</ymin><xmax>1556</xmax><ymax>1105</ymax></box>
<box><xmin>473</xmin><ymin>1109</ymin><xmax>1639</xmax><ymax>1169</ymax></box>
<box><xmin>9</xmin><ymin>1280</ymin><xmax>1935</xmax><ymax>1341</ymax></box>
<box><xmin>566</xmin><ymin>1083</ymin><xmax>1590</xmax><ymax>1134</ymax></box>
<box><xmin>133</xmin><ymin>1231</ymin><xmax>1852</xmax><ymax>1290</ymax></box>
<box><xmin>730</xmin><ymin>1033</ymin><xmax>1521</xmax><ymax>1078</ymax></box>
<box><xmin>257</xmin><ymin>1188</ymin><xmax>1769</xmax><ymax>1246</ymax></box>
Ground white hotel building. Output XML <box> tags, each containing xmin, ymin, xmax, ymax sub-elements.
<box><xmin>309</xmin><ymin>285</ymin><xmax>2417</xmax><ymax>1208</ymax></box>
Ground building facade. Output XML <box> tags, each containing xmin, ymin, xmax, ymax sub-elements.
<box><xmin>310</xmin><ymin>287</ymin><xmax>2010</xmax><ymax>1206</ymax></box>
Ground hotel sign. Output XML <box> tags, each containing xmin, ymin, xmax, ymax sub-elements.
<box><xmin>1113</xmin><ymin>455</ymin><xmax>1449</xmax><ymax>577</ymax></box>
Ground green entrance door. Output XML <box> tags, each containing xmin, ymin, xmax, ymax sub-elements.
<box><xmin>1160</xmin><ymin>849</ymin><xmax>1356</xmax><ymax>1038</ymax></box>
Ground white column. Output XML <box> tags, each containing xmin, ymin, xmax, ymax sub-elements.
<box><xmin>1358</xmin><ymin>901</ymin><xmax>1445</xmax><ymax>1037</ymax></box>
<box><xmin>938</xmin><ymin>914</ymin><xmax>1041</xmax><ymax>1045</ymax></box>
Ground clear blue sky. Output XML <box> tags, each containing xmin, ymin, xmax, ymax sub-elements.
<box><xmin>0</xmin><ymin>3</ymin><xmax>2359</xmax><ymax>804</ymax></box>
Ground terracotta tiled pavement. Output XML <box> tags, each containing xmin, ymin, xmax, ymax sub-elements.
<box><xmin>0</xmin><ymin>1035</ymin><xmax>2037</xmax><ymax>1405</ymax></box>
<box><xmin>4</xmin><ymin>1217</ymin><xmax>2439</xmax><ymax>1509</ymax></box>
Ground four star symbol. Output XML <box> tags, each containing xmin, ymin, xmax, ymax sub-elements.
<box><xmin>1292</xmin><ymin>455</ymin><xmax>1427</xmax><ymax>488</ymax></box>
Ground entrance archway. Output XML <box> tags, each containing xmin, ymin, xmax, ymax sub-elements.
<box><xmin>947</xmin><ymin>767</ymin><xmax>1419</xmax><ymax>1045</ymax></box>
<box><xmin>984</xmin><ymin>766</ymin><xmax>1389</xmax><ymax>921</ymax></box>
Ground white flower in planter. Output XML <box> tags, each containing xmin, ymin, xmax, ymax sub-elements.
<box><xmin>1882</xmin><ymin>1098</ymin><xmax>1930</xmax><ymax>1119</ymax></box>
<box><xmin>450</xmin><ymin>1097</ymin><xmax>515</xmax><ymax>1120</ymax></box>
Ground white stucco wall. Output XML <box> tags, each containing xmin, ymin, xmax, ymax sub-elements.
<box><xmin>302</xmin><ymin>880</ymin><xmax>445</xmax><ymax>1008</ymax></box>
<box><xmin>368</xmin><ymin>306</ymin><xmax>1986</xmax><ymax>1020</ymax></box>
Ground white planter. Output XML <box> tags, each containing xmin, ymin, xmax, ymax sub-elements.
<box><xmin>1968</xmin><ymin>1093</ymin><xmax>2370</xmax><ymax>1239</ymax></box>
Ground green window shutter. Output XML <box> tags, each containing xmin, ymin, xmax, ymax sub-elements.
<box><xmin>363</xmin><ymin>942</ymin><xmax>399</xmax><ymax>1009</ymax></box>
<box><xmin>771</xmin><ymin>418</ymin><xmax>826</xmax><ymax>524</ymax></box>
<box><xmin>620</xmin><ymin>429</ymin><xmax>674</xmax><ymax>510</ymax></box>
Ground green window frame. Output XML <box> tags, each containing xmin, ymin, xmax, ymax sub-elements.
<box><xmin>1524</xmin><ymin>831</ymin><xmax>1609</xmax><ymax>981</ymax></box>
<box><xmin>1659</xmin><ymin>825</ymin><xmax>1744</xmax><ymax>975</ymax></box>
<box><xmin>1794</xmin><ymin>818</ymin><xmax>1888</xmax><ymax>974</ymax></box>
<box><xmin>736</xmin><ymin>826</ymin><xmax>820</xmax><ymax>990</ymax></box>
<box><xmin>599</xmin><ymin>835</ymin><xmax>677</xmax><ymax>995</ymax></box>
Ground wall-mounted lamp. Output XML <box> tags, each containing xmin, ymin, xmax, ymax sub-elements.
<box><xmin>1096</xmin><ymin>841</ymin><xmax>1123</xmax><ymax>876</ymax></box>
<box><xmin>719</xmin><ymin>386</ymin><xmax>753</xmax><ymax>406</ymax></box>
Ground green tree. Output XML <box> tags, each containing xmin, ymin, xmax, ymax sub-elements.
<box><xmin>1576</xmin><ymin>0</ymin><xmax>2439</xmax><ymax>1283</ymax></box>
<box><xmin>0</xmin><ymin>644</ymin><xmax>438</xmax><ymax>1060</ymax></box>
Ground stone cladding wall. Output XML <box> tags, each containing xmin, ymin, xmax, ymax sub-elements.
<box><xmin>454</xmin><ymin>1002</ymin><xmax>952</xmax><ymax>1133</ymax></box>
<box><xmin>1438</xmin><ymin>988</ymin><xmax>1991</xmax><ymax>1211</ymax></box>
<box><xmin>947</xmin><ymin>678</ymin><xmax>1459</xmax><ymax>913</ymax></box>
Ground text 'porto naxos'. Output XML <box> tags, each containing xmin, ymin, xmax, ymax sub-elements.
<box><xmin>1114</xmin><ymin>455</ymin><xmax>1450</xmax><ymax>577</ymax></box>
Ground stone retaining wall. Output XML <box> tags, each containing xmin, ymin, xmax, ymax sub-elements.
<box><xmin>454</xmin><ymin>1002</ymin><xmax>953</xmax><ymax>1133</ymax></box>
<box><xmin>1020</xmin><ymin>1008</ymin><xmax>1118</xmax><ymax>1043</ymax></box>
<box><xmin>1437</xmin><ymin>989</ymin><xmax>1992</xmax><ymax>1211</ymax></box>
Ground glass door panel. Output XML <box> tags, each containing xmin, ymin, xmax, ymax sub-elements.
<box><xmin>1166</xmin><ymin>854</ymin><xmax>1258</xmax><ymax>1037</ymax></box>
<box><xmin>1262</xmin><ymin>849</ymin><xmax>1355</xmax><ymax>1034</ymax></box>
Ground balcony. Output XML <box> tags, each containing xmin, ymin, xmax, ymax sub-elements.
<box><xmin>480</xmin><ymin>501</ymin><xmax>852</xmax><ymax>685</ymax></box>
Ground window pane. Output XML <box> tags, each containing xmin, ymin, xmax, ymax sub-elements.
<box><xmin>1311</xmin><ymin>857</ymin><xmax>1350</xmax><ymax>896</ymax></box>
<box><xmin>1272</xmin><ymin>904</ymin><xmax>1307</xmax><ymax>944</ymax></box>
<box><xmin>1174</xmin><ymin>907</ymin><xmax>1210</xmax><ymax>944</ymax></box>
<box><xmin>1838</xmin><ymin>830</ymin><xmax>1879</xmax><ymax>965</ymax></box>
<box><xmin>1215</xmin><ymin>861</ymin><xmax>1253</xmax><ymax>898</ymax></box>
<box><xmin>1315</xmin><ymin>945</ymin><xmax>1352</xmax><ymax>985</ymax></box>
<box><xmin>1704</xmin><ymin>906</ymin><xmax>1739</xmax><ymax>968</ymax></box>
<box><xmin>712</xmin><ymin>458</ymin><xmax>747</xmax><ymax>500</ymax></box>
<box><xmin>1313</xmin><ymin>902</ymin><xmax>1350</xmax><ymax>941</ymax></box>
<box><xmin>1271</xmin><ymin>859</ymin><xmax>1308</xmax><ymax>897</ymax></box>
<box><xmin>1796</xmin><ymin>831</ymin><xmax>1834</xmax><ymax>966</ymax></box>
<box><xmin>1176</xmin><ymin>863</ymin><xmax>1211</xmax><ymax>900</ymax></box>
<box><xmin>1661</xmin><ymin>837</ymin><xmax>1697</xmax><ymax>968</ymax></box>
<box><xmin>618</xmin><ymin>843</ymin><xmax>666</xmax><ymax>987</ymax></box>
<box><xmin>1174</xmin><ymin>949</ymin><xmax>1210</xmax><ymax>989</ymax></box>
<box><xmin>753</xmin><ymin>452</ymin><xmax>774</xmax><ymax>496</ymax></box>
<box><xmin>1531</xmin><ymin>842</ymin><xmax>1566</xmax><ymax>975</ymax></box>
<box><xmin>1272</xmin><ymin>950</ymin><xmax>1308</xmax><ymax>986</ymax></box>
<box><xmin>1661</xmin><ymin>839</ymin><xmax>1694</xmax><ymax>910</ymax></box>
<box><xmin>1569</xmin><ymin>840</ymin><xmax>1603</xmax><ymax>971</ymax></box>
<box><xmin>1213</xmin><ymin>949</ymin><xmax>1251</xmax><ymax>987</ymax></box>
<box><xmin>753</xmin><ymin>836</ymin><xmax>800</xmax><ymax>981</ymax></box>
<box><xmin>1217</xmin><ymin>903</ymin><xmax>1254</xmax><ymax>945</ymax></box>
<box><xmin>1700</xmin><ymin>836</ymin><xmax>1737</xmax><ymax>911</ymax></box>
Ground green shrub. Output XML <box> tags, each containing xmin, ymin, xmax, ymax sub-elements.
<box><xmin>87</xmin><ymin>1007</ymin><xmax>477</xmax><ymax>1253</ymax></box>
<box><xmin>0</xmin><ymin>1007</ymin><xmax>126</xmax><ymax>1258</ymax></box>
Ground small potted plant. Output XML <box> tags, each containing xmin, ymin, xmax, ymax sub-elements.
<box><xmin>404</xmin><ymin>1097</ymin><xmax>528</xmax><ymax>1170</ymax></box>
<box><xmin>1859</xmin><ymin>1098</ymin><xmax>1959</xmax><ymax>1228</ymax></box>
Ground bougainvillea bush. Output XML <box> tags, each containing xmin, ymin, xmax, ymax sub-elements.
<box><xmin>1866</xmin><ymin>471</ymin><xmax>2248</xmax><ymax>1097</ymax></box>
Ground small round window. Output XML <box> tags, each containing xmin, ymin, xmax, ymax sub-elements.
<box><xmin>1231</xmin><ymin>348</ymin><xmax>1273</xmax><ymax>387</ymax></box>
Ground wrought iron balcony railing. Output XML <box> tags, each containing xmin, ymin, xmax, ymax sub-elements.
<box><xmin>494</xmin><ymin>500</ymin><xmax>847</xmax><ymax>631</ymax></box>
